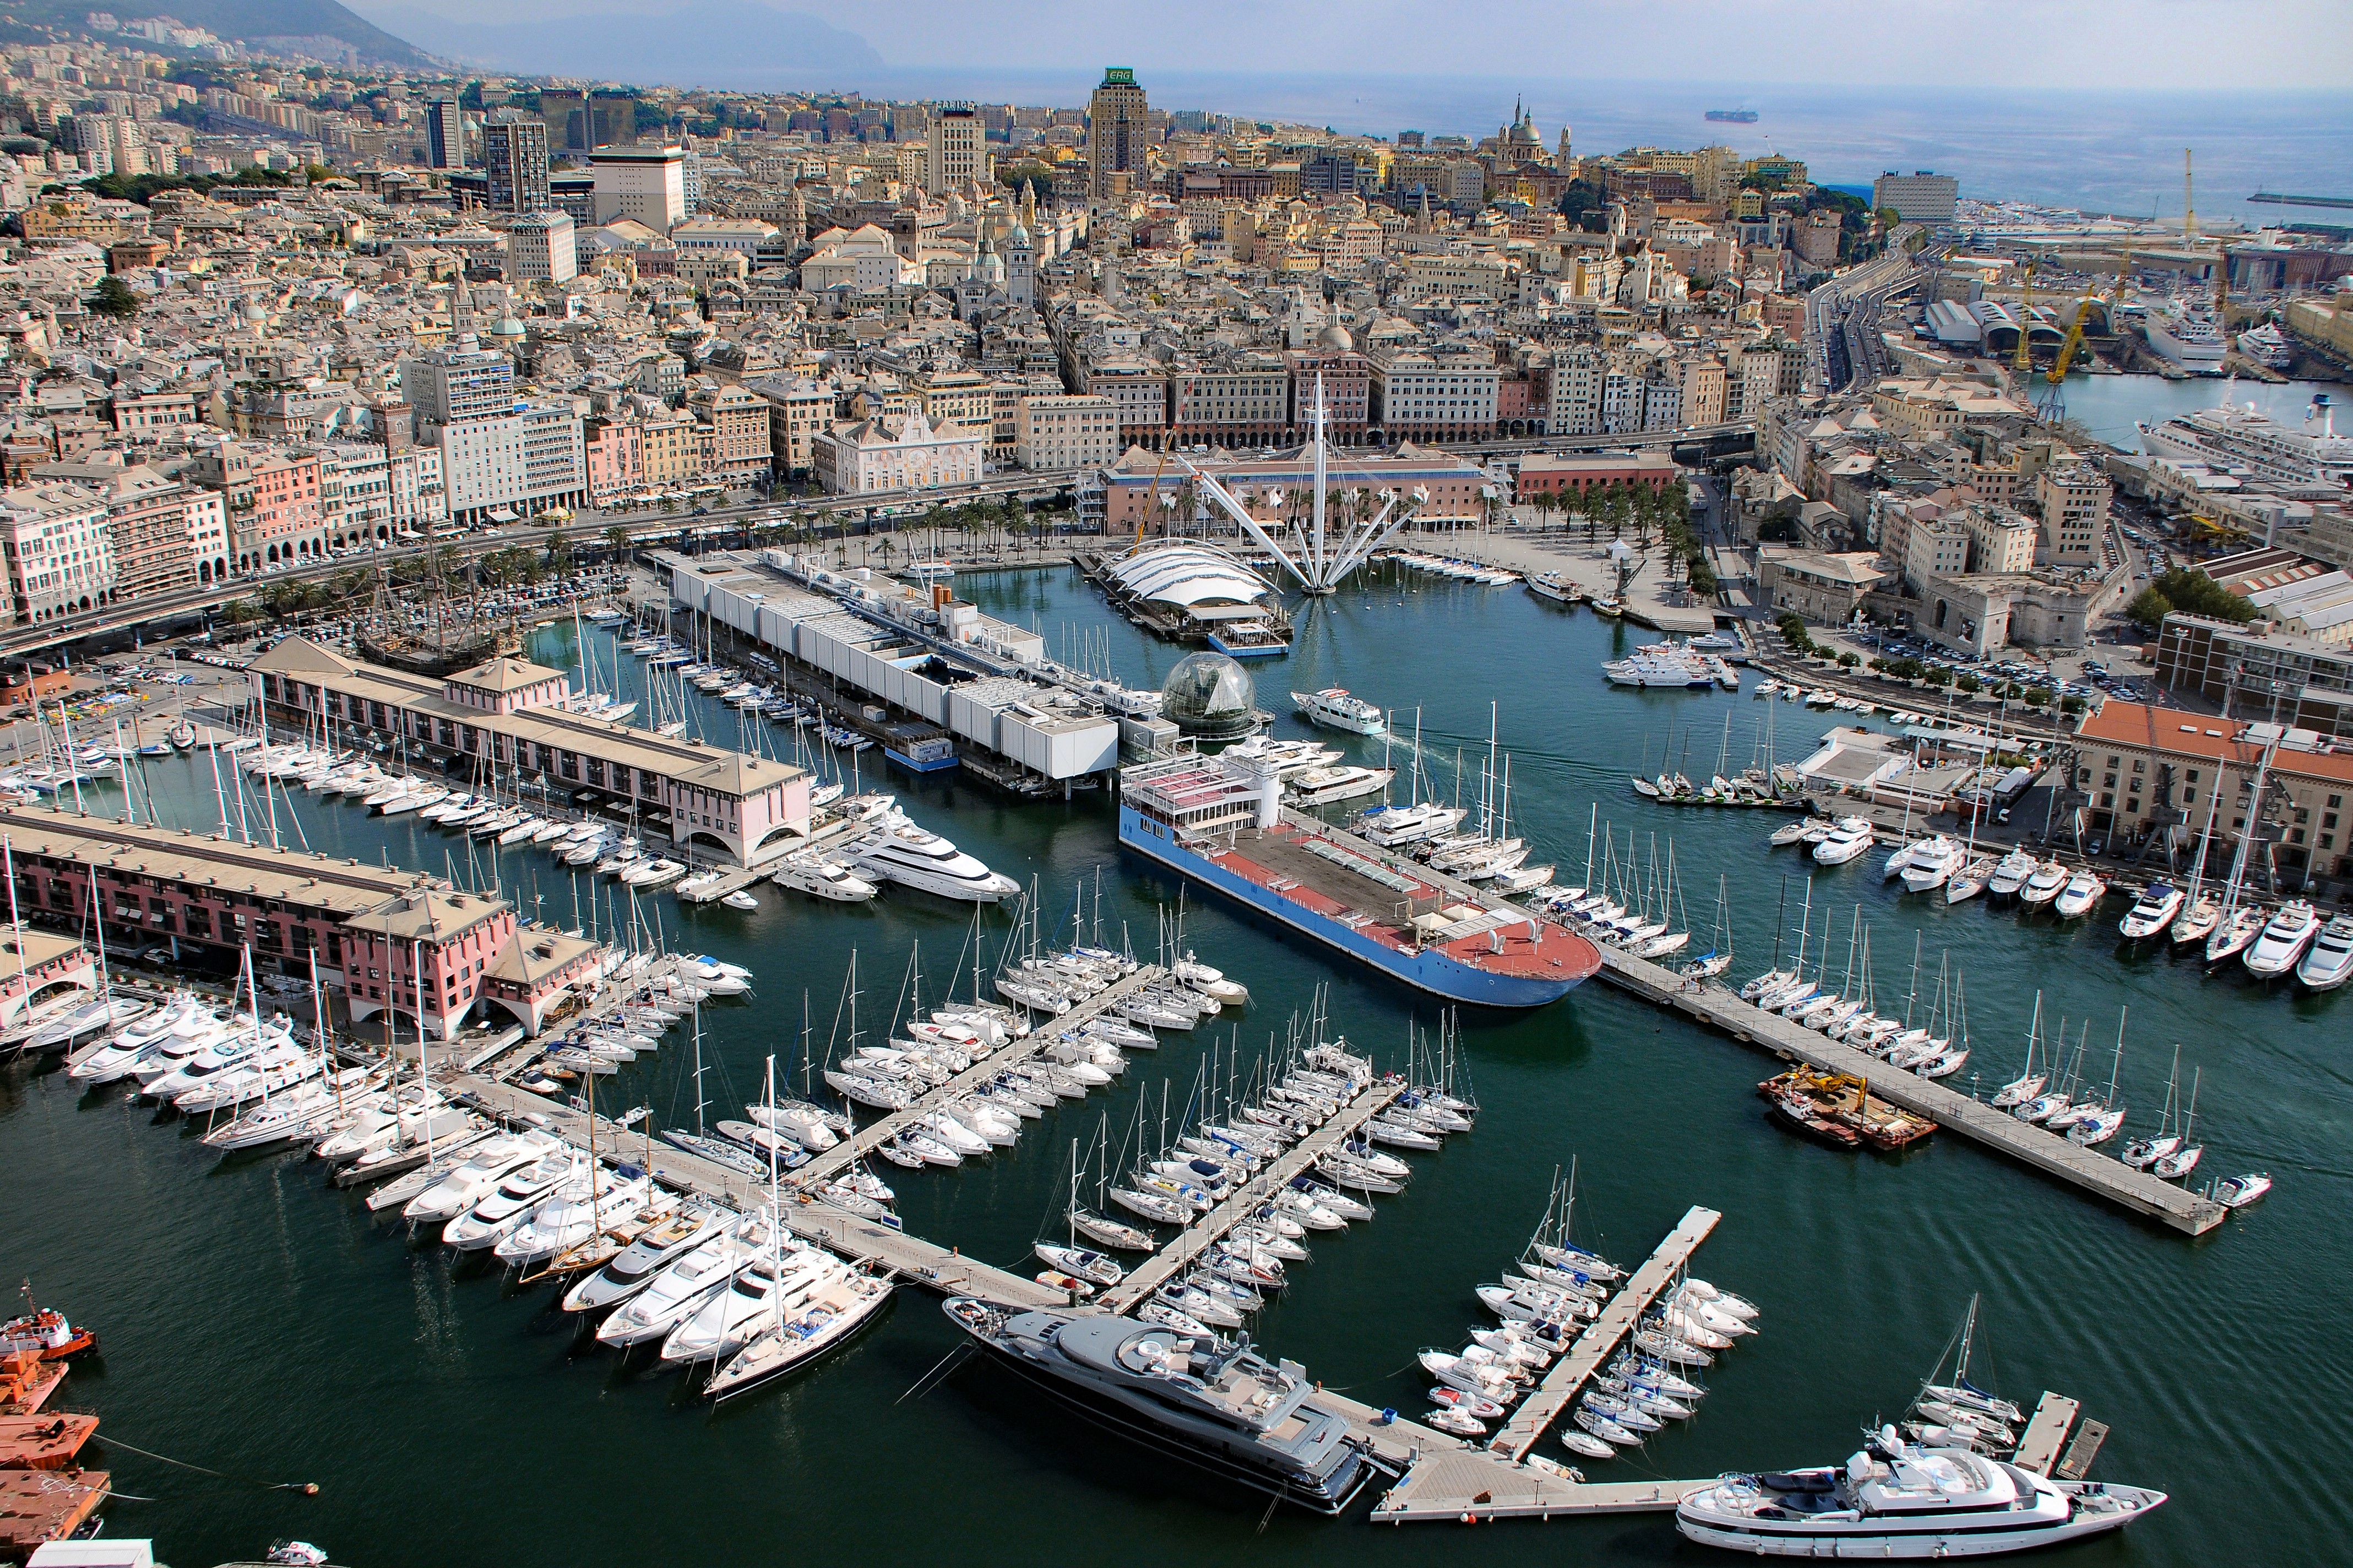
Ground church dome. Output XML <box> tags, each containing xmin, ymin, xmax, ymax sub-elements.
<box><xmin>1316</xmin><ymin>323</ymin><xmax>1354</xmax><ymax>351</ymax></box>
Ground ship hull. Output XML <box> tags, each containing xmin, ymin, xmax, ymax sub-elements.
<box><xmin>1119</xmin><ymin>807</ymin><xmax>1584</xmax><ymax>1008</ymax></box>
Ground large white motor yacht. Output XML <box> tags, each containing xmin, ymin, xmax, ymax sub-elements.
<box><xmin>849</xmin><ymin>819</ymin><xmax>1019</xmax><ymax>902</ymax></box>
<box><xmin>1676</xmin><ymin>1430</ymin><xmax>2165</xmax><ymax>1558</ymax></box>
<box><xmin>1291</xmin><ymin>687</ymin><xmax>1385</xmax><ymax>736</ymax></box>
<box><xmin>2243</xmin><ymin>900</ymin><xmax>2321</xmax><ymax>978</ymax></box>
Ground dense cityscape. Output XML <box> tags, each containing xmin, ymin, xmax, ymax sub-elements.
<box><xmin>0</xmin><ymin>8</ymin><xmax>2348</xmax><ymax>1567</ymax></box>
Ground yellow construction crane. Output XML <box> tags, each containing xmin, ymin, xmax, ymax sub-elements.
<box><xmin>2036</xmin><ymin>251</ymin><xmax>2129</xmax><ymax>424</ymax></box>
<box><xmin>2183</xmin><ymin>148</ymin><xmax>2229</xmax><ymax>320</ymax></box>
<box><xmin>2011</xmin><ymin>257</ymin><xmax>2035</xmax><ymax>381</ymax></box>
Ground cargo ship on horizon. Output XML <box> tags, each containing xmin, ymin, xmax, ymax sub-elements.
<box><xmin>1118</xmin><ymin>752</ymin><xmax>1601</xmax><ymax>1008</ymax></box>
<box><xmin>1705</xmin><ymin>108</ymin><xmax>1759</xmax><ymax>123</ymax></box>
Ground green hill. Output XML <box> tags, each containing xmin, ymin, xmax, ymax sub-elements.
<box><xmin>14</xmin><ymin>0</ymin><xmax>434</xmax><ymax>67</ymax></box>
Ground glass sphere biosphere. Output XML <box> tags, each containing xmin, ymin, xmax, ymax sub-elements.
<box><xmin>1160</xmin><ymin>651</ymin><xmax>1257</xmax><ymax>738</ymax></box>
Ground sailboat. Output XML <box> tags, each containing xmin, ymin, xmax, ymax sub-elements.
<box><xmin>1682</xmin><ymin>874</ymin><xmax>1736</xmax><ymax>981</ymax></box>
<box><xmin>1906</xmin><ymin>1294</ymin><xmax>2023</xmax><ymax>1452</ymax></box>
<box><xmin>1068</xmin><ymin>1115</ymin><xmax>1156</xmax><ymax>1250</ymax></box>
<box><xmin>2150</xmin><ymin>1069</ymin><xmax>2203</xmax><ymax>1179</ymax></box>
<box><xmin>1990</xmin><ymin>993</ymin><xmax>2047</xmax><ymax>1109</ymax></box>
<box><xmin>702</xmin><ymin>1060</ymin><xmax>893</xmax><ymax>1401</ymax></box>
<box><xmin>2065</xmin><ymin>1010</ymin><xmax>2129</xmax><ymax>1147</ymax></box>
<box><xmin>657</xmin><ymin>1004</ymin><xmax>765</xmax><ymax>1177</ymax></box>
<box><xmin>1037</xmin><ymin>1140</ymin><xmax>1131</xmax><ymax>1287</ymax></box>
<box><xmin>2202</xmin><ymin>728</ymin><xmax>2277</xmax><ymax>963</ymax></box>
<box><xmin>2119</xmin><ymin>1047</ymin><xmax>2184</xmax><ymax>1169</ymax></box>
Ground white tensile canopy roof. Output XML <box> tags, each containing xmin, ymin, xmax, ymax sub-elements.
<box><xmin>1108</xmin><ymin>543</ymin><xmax>1274</xmax><ymax>611</ymax></box>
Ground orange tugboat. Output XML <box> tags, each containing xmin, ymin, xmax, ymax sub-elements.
<box><xmin>0</xmin><ymin>1283</ymin><xmax>96</xmax><ymax>1361</ymax></box>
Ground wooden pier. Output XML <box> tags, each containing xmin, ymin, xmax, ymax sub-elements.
<box><xmin>1095</xmin><ymin>1077</ymin><xmax>1406</xmax><ymax>1314</ymax></box>
<box><xmin>1590</xmin><ymin>948</ymin><xmax>2228</xmax><ymax>1236</ymax></box>
<box><xmin>1490</xmin><ymin>1205</ymin><xmax>1721</xmax><ymax>1462</ymax></box>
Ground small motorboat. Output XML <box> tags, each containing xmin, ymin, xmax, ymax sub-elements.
<box><xmin>2213</xmin><ymin>1172</ymin><xmax>2272</xmax><ymax>1209</ymax></box>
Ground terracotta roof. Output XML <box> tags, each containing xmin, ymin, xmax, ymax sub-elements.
<box><xmin>2075</xmin><ymin>701</ymin><xmax>2353</xmax><ymax>783</ymax></box>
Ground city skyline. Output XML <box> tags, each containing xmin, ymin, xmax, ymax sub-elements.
<box><xmin>358</xmin><ymin>0</ymin><xmax>2353</xmax><ymax>91</ymax></box>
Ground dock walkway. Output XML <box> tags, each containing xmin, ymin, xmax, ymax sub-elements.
<box><xmin>1590</xmin><ymin>949</ymin><xmax>2227</xmax><ymax>1236</ymax></box>
<box><xmin>1294</xmin><ymin>815</ymin><xmax>2225</xmax><ymax>1237</ymax></box>
<box><xmin>451</xmin><ymin>1071</ymin><xmax>1064</xmax><ymax>1307</ymax></box>
<box><xmin>1492</xmin><ymin>1205</ymin><xmax>1721</xmax><ymax>1462</ymax></box>
<box><xmin>1096</xmin><ymin>1077</ymin><xmax>1406</xmax><ymax>1314</ymax></box>
<box><xmin>792</xmin><ymin>965</ymin><xmax>1166</xmax><ymax>1187</ymax></box>
<box><xmin>1370</xmin><ymin>1451</ymin><xmax>1710</xmax><ymax>1523</ymax></box>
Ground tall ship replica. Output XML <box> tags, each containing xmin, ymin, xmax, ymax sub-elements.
<box><xmin>2139</xmin><ymin>392</ymin><xmax>2353</xmax><ymax>489</ymax></box>
<box><xmin>1118</xmin><ymin>747</ymin><xmax>1601</xmax><ymax>1006</ymax></box>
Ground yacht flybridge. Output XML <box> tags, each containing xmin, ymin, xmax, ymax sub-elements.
<box><xmin>1676</xmin><ymin>1427</ymin><xmax>2165</xmax><ymax>1558</ymax></box>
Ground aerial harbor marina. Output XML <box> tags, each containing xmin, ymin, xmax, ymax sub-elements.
<box><xmin>2</xmin><ymin>16</ymin><xmax>2350</xmax><ymax>1568</ymax></box>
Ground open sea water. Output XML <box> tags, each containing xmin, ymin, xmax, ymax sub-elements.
<box><xmin>5</xmin><ymin>568</ymin><xmax>2346</xmax><ymax>1565</ymax></box>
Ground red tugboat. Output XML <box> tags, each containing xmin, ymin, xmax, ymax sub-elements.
<box><xmin>1</xmin><ymin>1283</ymin><xmax>96</xmax><ymax>1360</ymax></box>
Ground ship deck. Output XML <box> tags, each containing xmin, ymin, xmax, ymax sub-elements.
<box><xmin>1211</xmin><ymin>824</ymin><xmax>1601</xmax><ymax>983</ymax></box>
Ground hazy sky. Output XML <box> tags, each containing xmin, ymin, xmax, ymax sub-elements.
<box><xmin>385</xmin><ymin>0</ymin><xmax>2353</xmax><ymax>91</ymax></box>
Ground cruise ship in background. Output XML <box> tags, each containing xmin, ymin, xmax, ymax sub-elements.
<box><xmin>2142</xmin><ymin>298</ymin><xmax>2229</xmax><ymax>374</ymax></box>
<box><xmin>2137</xmin><ymin>394</ymin><xmax>2353</xmax><ymax>489</ymax></box>
<box><xmin>2236</xmin><ymin>321</ymin><xmax>2296</xmax><ymax>371</ymax></box>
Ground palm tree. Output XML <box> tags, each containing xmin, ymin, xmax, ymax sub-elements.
<box><xmin>604</xmin><ymin>524</ymin><xmax>631</xmax><ymax>562</ymax></box>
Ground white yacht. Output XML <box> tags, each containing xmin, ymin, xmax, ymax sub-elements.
<box><xmin>1220</xmin><ymin>736</ymin><xmax>1342</xmax><ymax>779</ymax></box>
<box><xmin>1357</xmin><ymin>801</ymin><xmax>1466</xmax><ymax>846</ymax></box>
<box><xmin>1898</xmin><ymin>837</ymin><xmax>1964</xmax><ymax>894</ymax></box>
<box><xmin>441</xmin><ymin>1153</ymin><xmax>579</xmax><ymax>1250</ymax></box>
<box><xmin>1286</xmin><ymin>765</ymin><xmax>1394</xmax><ymax>807</ymax></box>
<box><xmin>596</xmin><ymin>1227</ymin><xmax>765</xmax><ymax>1347</ymax></box>
<box><xmin>849</xmin><ymin>820</ymin><xmax>1018</xmax><ymax>902</ymax></box>
<box><xmin>2117</xmin><ymin>883</ymin><xmax>2184</xmax><ymax>940</ymax></box>
<box><xmin>1291</xmin><ymin>687</ymin><xmax>1385</xmax><ymax>736</ymax></box>
<box><xmin>1676</xmin><ymin>1429</ymin><xmax>2165</xmax><ymax>1558</ymax></box>
<box><xmin>2243</xmin><ymin>900</ymin><xmax>2321</xmax><ymax>978</ymax></box>
<box><xmin>769</xmin><ymin>858</ymin><xmax>878</xmax><ymax>902</ymax></box>
<box><xmin>400</xmin><ymin>1134</ymin><xmax>560</xmax><ymax>1223</ymax></box>
<box><xmin>659</xmin><ymin>1244</ymin><xmax>841</xmax><ymax>1365</ymax></box>
<box><xmin>1985</xmin><ymin>850</ymin><xmax>2037</xmax><ymax>900</ymax></box>
<box><xmin>2298</xmin><ymin>914</ymin><xmax>2353</xmax><ymax>991</ymax></box>
<box><xmin>2052</xmin><ymin>869</ymin><xmax>2106</xmax><ymax>920</ymax></box>
<box><xmin>2017</xmin><ymin>861</ymin><xmax>2068</xmax><ymax>908</ymax></box>
<box><xmin>703</xmin><ymin>1266</ymin><xmax>894</xmax><ymax>1401</ymax></box>
<box><xmin>1812</xmin><ymin>819</ymin><xmax>1875</xmax><ymax>867</ymax></box>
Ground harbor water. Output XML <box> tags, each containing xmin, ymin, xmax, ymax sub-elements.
<box><xmin>2053</xmin><ymin>373</ymin><xmax>2345</xmax><ymax>452</ymax></box>
<box><xmin>5</xmin><ymin>567</ymin><xmax>2345</xmax><ymax>1566</ymax></box>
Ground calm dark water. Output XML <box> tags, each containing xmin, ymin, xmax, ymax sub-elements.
<box><xmin>7</xmin><ymin>570</ymin><xmax>2343</xmax><ymax>1566</ymax></box>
